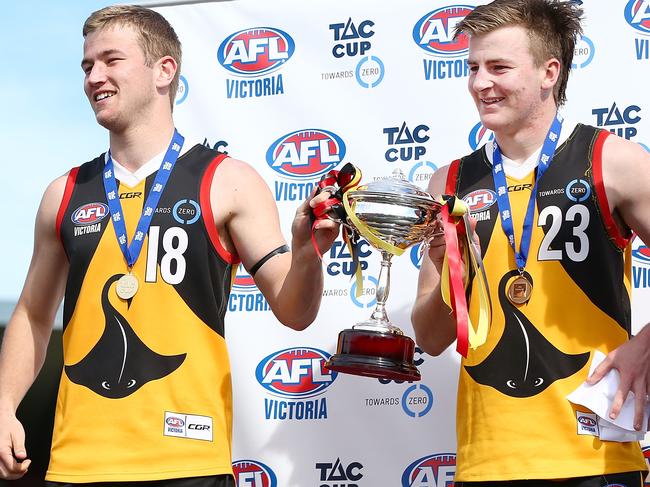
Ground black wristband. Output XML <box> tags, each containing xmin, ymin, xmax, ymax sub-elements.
<box><xmin>249</xmin><ymin>244</ymin><xmax>290</xmax><ymax>277</ymax></box>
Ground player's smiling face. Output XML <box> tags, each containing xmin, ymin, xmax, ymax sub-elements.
<box><xmin>82</xmin><ymin>25</ymin><xmax>157</xmax><ymax>132</ymax></box>
<box><xmin>467</xmin><ymin>25</ymin><xmax>552</xmax><ymax>136</ymax></box>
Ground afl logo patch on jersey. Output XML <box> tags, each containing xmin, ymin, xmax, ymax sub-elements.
<box><xmin>71</xmin><ymin>202</ymin><xmax>109</xmax><ymax>225</ymax></box>
<box><xmin>463</xmin><ymin>189</ymin><xmax>496</xmax><ymax>213</ymax></box>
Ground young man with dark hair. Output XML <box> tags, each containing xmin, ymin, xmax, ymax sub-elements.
<box><xmin>412</xmin><ymin>1</ymin><xmax>650</xmax><ymax>485</ymax></box>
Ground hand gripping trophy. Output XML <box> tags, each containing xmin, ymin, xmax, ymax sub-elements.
<box><xmin>311</xmin><ymin>163</ymin><xmax>490</xmax><ymax>381</ymax></box>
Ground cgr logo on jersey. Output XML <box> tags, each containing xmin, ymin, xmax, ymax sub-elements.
<box><xmin>330</xmin><ymin>18</ymin><xmax>374</xmax><ymax>58</ymax></box>
<box><xmin>267</xmin><ymin>129</ymin><xmax>346</xmax><ymax>202</ymax></box>
<box><xmin>642</xmin><ymin>446</ymin><xmax>650</xmax><ymax>485</ymax></box>
<box><xmin>413</xmin><ymin>5</ymin><xmax>474</xmax><ymax>81</ymax></box>
<box><xmin>256</xmin><ymin>347</ymin><xmax>336</xmax><ymax>420</ymax></box>
<box><xmin>624</xmin><ymin>0</ymin><xmax>650</xmax><ymax>60</ymax></box>
<box><xmin>401</xmin><ymin>453</ymin><xmax>456</xmax><ymax>487</ymax></box>
<box><xmin>468</xmin><ymin>121</ymin><xmax>494</xmax><ymax>150</ymax></box>
<box><xmin>233</xmin><ymin>459</ymin><xmax>277</xmax><ymax>487</ymax></box>
<box><xmin>316</xmin><ymin>458</ymin><xmax>364</xmax><ymax>486</ymax></box>
<box><xmin>228</xmin><ymin>264</ymin><xmax>271</xmax><ymax>312</ymax></box>
<box><xmin>593</xmin><ymin>102</ymin><xmax>642</xmax><ymax>140</ymax></box>
<box><xmin>384</xmin><ymin>122</ymin><xmax>430</xmax><ymax>162</ymax></box>
<box><xmin>72</xmin><ymin>202</ymin><xmax>109</xmax><ymax>225</ymax></box>
<box><xmin>218</xmin><ymin>27</ymin><xmax>294</xmax><ymax>99</ymax></box>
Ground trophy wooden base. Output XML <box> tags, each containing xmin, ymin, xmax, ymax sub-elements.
<box><xmin>324</xmin><ymin>328</ymin><xmax>421</xmax><ymax>381</ymax></box>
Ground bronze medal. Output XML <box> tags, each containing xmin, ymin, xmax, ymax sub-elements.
<box><xmin>507</xmin><ymin>275</ymin><xmax>532</xmax><ymax>305</ymax></box>
<box><xmin>116</xmin><ymin>272</ymin><xmax>139</xmax><ymax>300</ymax></box>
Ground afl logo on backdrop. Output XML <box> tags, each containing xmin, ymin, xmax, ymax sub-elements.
<box><xmin>255</xmin><ymin>347</ymin><xmax>337</xmax><ymax>399</ymax></box>
<box><xmin>468</xmin><ymin>121</ymin><xmax>494</xmax><ymax>150</ymax></box>
<box><xmin>632</xmin><ymin>236</ymin><xmax>650</xmax><ymax>264</ymax></box>
<box><xmin>232</xmin><ymin>459</ymin><xmax>278</xmax><ymax>487</ymax></box>
<box><xmin>231</xmin><ymin>264</ymin><xmax>258</xmax><ymax>292</ymax></box>
<box><xmin>401</xmin><ymin>453</ymin><xmax>456</xmax><ymax>487</ymax></box>
<box><xmin>413</xmin><ymin>5</ymin><xmax>474</xmax><ymax>56</ymax></box>
<box><xmin>71</xmin><ymin>202</ymin><xmax>109</xmax><ymax>225</ymax></box>
<box><xmin>218</xmin><ymin>27</ymin><xmax>295</xmax><ymax>75</ymax></box>
<box><xmin>625</xmin><ymin>0</ymin><xmax>650</xmax><ymax>35</ymax></box>
<box><xmin>266</xmin><ymin>129</ymin><xmax>346</xmax><ymax>179</ymax></box>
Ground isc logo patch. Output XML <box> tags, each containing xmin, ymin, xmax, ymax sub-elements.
<box><xmin>71</xmin><ymin>202</ymin><xmax>109</xmax><ymax>225</ymax></box>
<box><xmin>266</xmin><ymin>129</ymin><xmax>346</xmax><ymax>180</ymax></box>
<box><xmin>218</xmin><ymin>27</ymin><xmax>295</xmax><ymax>76</ymax></box>
<box><xmin>625</xmin><ymin>0</ymin><xmax>650</xmax><ymax>35</ymax></box>
<box><xmin>232</xmin><ymin>459</ymin><xmax>277</xmax><ymax>487</ymax></box>
<box><xmin>412</xmin><ymin>5</ymin><xmax>474</xmax><ymax>57</ymax></box>
<box><xmin>255</xmin><ymin>347</ymin><xmax>336</xmax><ymax>399</ymax></box>
<box><xmin>401</xmin><ymin>453</ymin><xmax>456</xmax><ymax>487</ymax></box>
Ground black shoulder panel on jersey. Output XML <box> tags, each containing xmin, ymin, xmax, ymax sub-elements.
<box><xmin>537</xmin><ymin>124</ymin><xmax>630</xmax><ymax>333</ymax></box>
<box><xmin>60</xmin><ymin>155</ymin><xmax>109</xmax><ymax>329</ymax></box>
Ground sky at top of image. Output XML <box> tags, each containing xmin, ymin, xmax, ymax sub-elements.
<box><xmin>0</xmin><ymin>1</ymin><xmax>114</xmax><ymax>301</ymax></box>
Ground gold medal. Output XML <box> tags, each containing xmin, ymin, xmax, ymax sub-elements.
<box><xmin>116</xmin><ymin>272</ymin><xmax>139</xmax><ymax>300</ymax></box>
<box><xmin>507</xmin><ymin>275</ymin><xmax>532</xmax><ymax>305</ymax></box>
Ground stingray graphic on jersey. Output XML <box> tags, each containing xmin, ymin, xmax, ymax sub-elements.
<box><xmin>464</xmin><ymin>269</ymin><xmax>589</xmax><ymax>398</ymax></box>
<box><xmin>65</xmin><ymin>274</ymin><xmax>186</xmax><ymax>399</ymax></box>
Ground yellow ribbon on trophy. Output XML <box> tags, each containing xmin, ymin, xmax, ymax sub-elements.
<box><xmin>436</xmin><ymin>195</ymin><xmax>491</xmax><ymax>357</ymax></box>
<box><xmin>341</xmin><ymin>185</ymin><xmax>399</xmax><ymax>298</ymax></box>
<box><xmin>342</xmin><ymin>186</ymin><xmax>409</xmax><ymax>257</ymax></box>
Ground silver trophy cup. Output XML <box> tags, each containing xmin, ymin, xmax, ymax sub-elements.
<box><xmin>324</xmin><ymin>169</ymin><xmax>442</xmax><ymax>381</ymax></box>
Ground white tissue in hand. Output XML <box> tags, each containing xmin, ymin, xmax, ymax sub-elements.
<box><xmin>566</xmin><ymin>350</ymin><xmax>649</xmax><ymax>441</ymax></box>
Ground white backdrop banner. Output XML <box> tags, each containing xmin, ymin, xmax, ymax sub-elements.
<box><xmin>154</xmin><ymin>1</ymin><xmax>650</xmax><ymax>485</ymax></box>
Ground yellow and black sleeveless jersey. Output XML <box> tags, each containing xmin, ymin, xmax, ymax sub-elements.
<box><xmin>446</xmin><ymin>124</ymin><xmax>646</xmax><ymax>481</ymax></box>
<box><xmin>48</xmin><ymin>145</ymin><xmax>239</xmax><ymax>482</ymax></box>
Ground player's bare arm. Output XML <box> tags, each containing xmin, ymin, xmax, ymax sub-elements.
<box><xmin>211</xmin><ymin>157</ymin><xmax>336</xmax><ymax>330</ymax></box>
<box><xmin>411</xmin><ymin>164</ymin><xmax>458</xmax><ymax>356</ymax></box>
<box><xmin>0</xmin><ymin>174</ymin><xmax>69</xmax><ymax>479</ymax></box>
<box><xmin>588</xmin><ymin>135</ymin><xmax>650</xmax><ymax>430</ymax></box>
